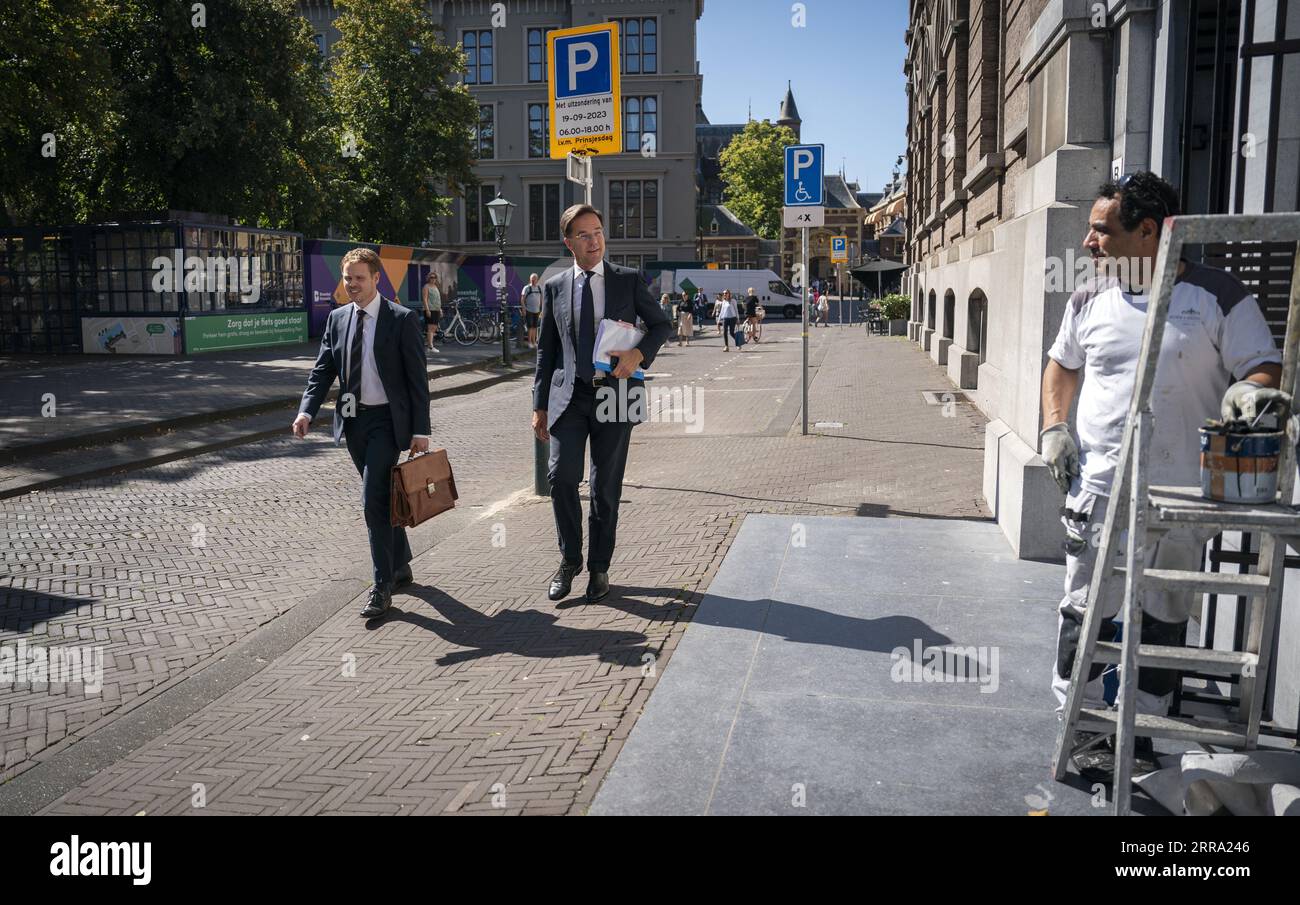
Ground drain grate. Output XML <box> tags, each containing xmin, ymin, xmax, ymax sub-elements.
<box><xmin>921</xmin><ymin>390</ymin><xmax>971</xmax><ymax>405</ymax></box>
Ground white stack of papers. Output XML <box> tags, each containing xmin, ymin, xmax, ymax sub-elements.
<box><xmin>593</xmin><ymin>319</ymin><xmax>646</xmax><ymax>378</ymax></box>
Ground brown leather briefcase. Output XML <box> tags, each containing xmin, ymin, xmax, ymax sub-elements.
<box><xmin>390</xmin><ymin>448</ymin><xmax>458</xmax><ymax>528</ymax></box>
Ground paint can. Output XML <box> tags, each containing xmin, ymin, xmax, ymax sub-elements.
<box><xmin>1199</xmin><ymin>428</ymin><xmax>1283</xmax><ymax>503</ymax></box>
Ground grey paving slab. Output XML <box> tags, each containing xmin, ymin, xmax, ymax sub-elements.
<box><xmin>705</xmin><ymin>694</ymin><xmax>1098</xmax><ymax>816</ymax></box>
<box><xmin>591</xmin><ymin>513</ymin><xmax>1098</xmax><ymax>816</ymax></box>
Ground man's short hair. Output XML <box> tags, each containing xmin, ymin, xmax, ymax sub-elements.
<box><xmin>529</xmin><ymin>272</ymin><xmax>539</xmax><ymax>280</ymax></box>
<box><xmin>560</xmin><ymin>204</ymin><xmax>604</xmax><ymax>237</ymax></box>
<box><xmin>1097</xmin><ymin>171</ymin><xmax>1181</xmax><ymax>234</ymax></box>
<box><xmin>341</xmin><ymin>247</ymin><xmax>382</xmax><ymax>276</ymax></box>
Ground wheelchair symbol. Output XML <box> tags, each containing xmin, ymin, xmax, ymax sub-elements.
<box><xmin>794</xmin><ymin>184</ymin><xmax>812</xmax><ymax>202</ymax></box>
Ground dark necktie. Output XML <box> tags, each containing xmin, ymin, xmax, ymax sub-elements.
<box><xmin>348</xmin><ymin>306</ymin><xmax>366</xmax><ymax>404</ymax></box>
<box><xmin>577</xmin><ymin>270</ymin><xmax>595</xmax><ymax>382</ymax></box>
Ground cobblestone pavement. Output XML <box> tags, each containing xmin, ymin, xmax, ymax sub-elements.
<box><xmin>1</xmin><ymin>322</ymin><xmax>991</xmax><ymax>814</ymax></box>
<box><xmin>0</xmin><ymin>338</ymin><xmax>510</xmax><ymax>452</ymax></box>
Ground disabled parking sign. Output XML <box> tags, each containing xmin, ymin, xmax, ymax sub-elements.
<box><xmin>548</xmin><ymin>22</ymin><xmax>622</xmax><ymax>158</ymax></box>
<box><xmin>784</xmin><ymin>144</ymin><xmax>824</xmax><ymax>206</ymax></box>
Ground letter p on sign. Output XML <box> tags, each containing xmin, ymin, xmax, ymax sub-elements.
<box><xmin>568</xmin><ymin>42</ymin><xmax>597</xmax><ymax>91</ymax></box>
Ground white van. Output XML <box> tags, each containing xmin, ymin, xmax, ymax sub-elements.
<box><xmin>666</xmin><ymin>269</ymin><xmax>803</xmax><ymax>319</ymax></box>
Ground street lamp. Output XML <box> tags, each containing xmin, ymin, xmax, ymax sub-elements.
<box><xmin>486</xmin><ymin>192</ymin><xmax>516</xmax><ymax>367</ymax></box>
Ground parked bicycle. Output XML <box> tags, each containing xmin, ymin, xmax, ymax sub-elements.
<box><xmin>440</xmin><ymin>302</ymin><xmax>479</xmax><ymax>346</ymax></box>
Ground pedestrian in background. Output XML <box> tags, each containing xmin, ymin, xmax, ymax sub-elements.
<box><xmin>676</xmin><ymin>291</ymin><xmax>694</xmax><ymax>346</ymax></box>
<box><xmin>660</xmin><ymin>293</ymin><xmax>675</xmax><ymax>330</ymax></box>
<box><xmin>743</xmin><ymin>287</ymin><xmax>761</xmax><ymax>344</ymax></box>
<box><xmin>716</xmin><ymin>289</ymin><xmax>739</xmax><ymax>352</ymax></box>
<box><xmin>521</xmin><ymin>272</ymin><xmax>543</xmax><ymax>349</ymax></box>
<box><xmin>422</xmin><ymin>271</ymin><xmax>442</xmax><ymax>352</ymax></box>
<box><xmin>818</xmin><ymin>291</ymin><xmax>830</xmax><ymax>327</ymax></box>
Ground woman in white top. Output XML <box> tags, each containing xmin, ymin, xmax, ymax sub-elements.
<box><xmin>422</xmin><ymin>272</ymin><xmax>442</xmax><ymax>351</ymax></box>
<box><xmin>715</xmin><ymin>289</ymin><xmax>740</xmax><ymax>352</ymax></box>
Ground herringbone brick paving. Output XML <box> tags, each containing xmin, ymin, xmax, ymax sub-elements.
<box><xmin>6</xmin><ymin>323</ymin><xmax>990</xmax><ymax>814</ymax></box>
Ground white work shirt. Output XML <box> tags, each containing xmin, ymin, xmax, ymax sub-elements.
<box><xmin>714</xmin><ymin>296</ymin><xmax>739</xmax><ymax>320</ymax></box>
<box><xmin>571</xmin><ymin>261</ymin><xmax>606</xmax><ymax>327</ymax></box>
<box><xmin>1048</xmin><ymin>262</ymin><xmax>1280</xmax><ymax>495</ymax></box>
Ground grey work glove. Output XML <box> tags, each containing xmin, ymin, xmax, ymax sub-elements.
<box><xmin>1221</xmin><ymin>379</ymin><xmax>1293</xmax><ymax>425</ymax></box>
<box><xmin>1039</xmin><ymin>422</ymin><xmax>1080</xmax><ymax>495</ymax></box>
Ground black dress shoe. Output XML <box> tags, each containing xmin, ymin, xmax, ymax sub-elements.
<box><xmin>393</xmin><ymin>564</ymin><xmax>414</xmax><ymax>589</ymax></box>
<box><xmin>548</xmin><ymin>561</ymin><xmax>582</xmax><ymax>601</ymax></box>
<box><xmin>360</xmin><ymin>584</ymin><xmax>393</xmax><ymax>618</ymax></box>
<box><xmin>585</xmin><ymin>571</ymin><xmax>610</xmax><ymax>603</ymax></box>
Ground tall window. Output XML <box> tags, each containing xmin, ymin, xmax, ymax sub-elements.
<box><xmin>527</xmin><ymin>27</ymin><xmax>554</xmax><ymax>82</ymax></box>
<box><xmin>608</xmin><ymin>179</ymin><xmax>658</xmax><ymax>240</ymax></box>
<box><xmin>465</xmin><ymin>184</ymin><xmax>497</xmax><ymax>243</ymax></box>
<box><xmin>609</xmin><ymin>254</ymin><xmax>645</xmax><ymax>269</ymax></box>
<box><xmin>623</xmin><ymin>96</ymin><xmax>657</xmax><ymax>154</ymax></box>
<box><xmin>312</xmin><ymin>34</ymin><xmax>326</xmax><ymax>58</ymax></box>
<box><xmin>472</xmin><ymin>104</ymin><xmax>495</xmax><ymax>159</ymax></box>
<box><xmin>463</xmin><ymin>30</ymin><xmax>493</xmax><ymax>84</ymax></box>
<box><xmin>614</xmin><ymin>18</ymin><xmax>657</xmax><ymax>74</ymax></box>
<box><xmin>968</xmin><ymin>290</ymin><xmax>988</xmax><ymax>363</ymax></box>
<box><xmin>528</xmin><ymin>184</ymin><xmax>561</xmax><ymax>242</ymax></box>
<box><xmin>528</xmin><ymin>103</ymin><xmax>549</xmax><ymax>158</ymax></box>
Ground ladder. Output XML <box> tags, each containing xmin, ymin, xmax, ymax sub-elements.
<box><xmin>1052</xmin><ymin>212</ymin><xmax>1300</xmax><ymax>816</ymax></box>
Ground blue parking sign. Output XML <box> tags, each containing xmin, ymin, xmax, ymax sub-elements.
<box><xmin>554</xmin><ymin>31</ymin><xmax>613</xmax><ymax>98</ymax></box>
<box><xmin>784</xmin><ymin>144</ymin><xmax>824</xmax><ymax>206</ymax></box>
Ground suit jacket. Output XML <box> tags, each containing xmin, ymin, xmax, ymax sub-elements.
<box><xmin>532</xmin><ymin>261</ymin><xmax>672</xmax><ymax>429</ymax></box>
<box><xmin>298</xmin><ymin>297</ymin><xmax>431</xmax><ymax>449</ymax></box>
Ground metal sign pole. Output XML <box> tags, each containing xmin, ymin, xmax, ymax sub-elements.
<box><xmin>838</xmin><ymin>266</ymin><xmax>843</xmax><ymax>327</ymax></box>
<box><xmin>802</xmin><ymin>226</ymin><xmax>809</xmax><ymax>436</ymax></box>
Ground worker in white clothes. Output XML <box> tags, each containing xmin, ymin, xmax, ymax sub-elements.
<box><xmin>1038</xmin><ymin>171</ymin><xmax>1288</xmax><ymax>780</ymax></box>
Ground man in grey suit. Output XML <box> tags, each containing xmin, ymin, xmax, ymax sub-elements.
<box><xmin>532</xmin><ymin>204</ymin><xmax>671</xmax><ymax>602</ymax></box>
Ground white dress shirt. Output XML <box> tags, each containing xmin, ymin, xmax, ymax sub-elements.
<box><xmin>349</xmin><ymin>293</ymin><xmax>389</xmax><ymax>406</ymax></box>
<box><xmin>571</xmin><ymin>260</ymin><xmax>606</xmax><ymax>328</ymax></box>
<box><xmin>313</xmin><ymin>292</ymin><xmax>427</xmax><ymax>439</ymax></box>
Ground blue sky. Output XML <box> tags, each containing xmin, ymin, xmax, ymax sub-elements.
<box><xmin>697</xmin><ymin>0</ymin><xmax>910</xmax><ymax>196</ymax></box>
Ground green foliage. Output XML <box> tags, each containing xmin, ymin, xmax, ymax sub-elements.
<box><xmin>718</xmin><ymin>120</ymin><xmax>798</xmax><ymax>240</ymax></box>
<box><xmin>880</xmin><ymin>293</ymin><xmax>910</xmax><ymax>320</ymax></box>
<box><xmin>330</xmin><ymin>0</ymin><xmax>479</xmax><ymax>245</ymax></box>
<box><xmin>0</xmin><ymin>0</ymin><xmax>479</xmax><ymax>244</ymax></box>
<box><xmin>0</xmin><ymin>0</ymin><xmax>116</xmax><ymax>225</ymax></box>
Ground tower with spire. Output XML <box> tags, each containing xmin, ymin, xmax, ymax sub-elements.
<box><xmin>776</xmin><ymin>81</ymin><xmax>801</xmax><ymax>141</ymax></box>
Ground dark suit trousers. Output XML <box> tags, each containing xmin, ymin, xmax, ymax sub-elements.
<box><xmin>548</xmin><ymin>379</ymin><xmax>634</xmax><ymax>572</ymax></box>
<box><xmin>343</xmin><ymin>406</ymin><xmax>412</xmax><ymax>585</ymax></box>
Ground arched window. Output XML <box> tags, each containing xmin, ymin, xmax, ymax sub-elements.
<box><xmin>967</xmin><ymin>289</ymin><xmax>988</xmax><ymax>363</ymax></box>
<box><xmin>942</xmin><ymin>289</ymin><xmax>955</xmax><ymax>341</ymax></box>
<box><xmin>926</xmin><ymin>289</ymin><xmax>936</xmax><ymax>330</ymax></box>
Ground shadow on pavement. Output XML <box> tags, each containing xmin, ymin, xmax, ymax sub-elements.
<box><xmin>381</xmin><ymin>584</ymin><xmax>652</xmax><ymax>668</ymax></box>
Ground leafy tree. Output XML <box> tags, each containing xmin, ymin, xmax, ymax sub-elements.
<box><xmin>718</xmin><ymin>120</ymin><xmax>798</xmax><ymax>240</ymax></box>
<box><xmin>0</xmin><ymin>0</ymin><xmax>116</xmax><ymax>225</ymax></box>
<box><xmin>329</xmin><ymin>0</ymin><xmax>479</xmax><ymax>245</ymax></box>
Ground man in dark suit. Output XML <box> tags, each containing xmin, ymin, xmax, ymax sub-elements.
<box><xmin>293</xmin><ymin>247</ymin><xmax>431</xmax><ymax>618</ymax></box>
<box><xmin>532</xmin><ymin>204</ymin><xmax>672</xmax><ymax>603</ymax></box>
